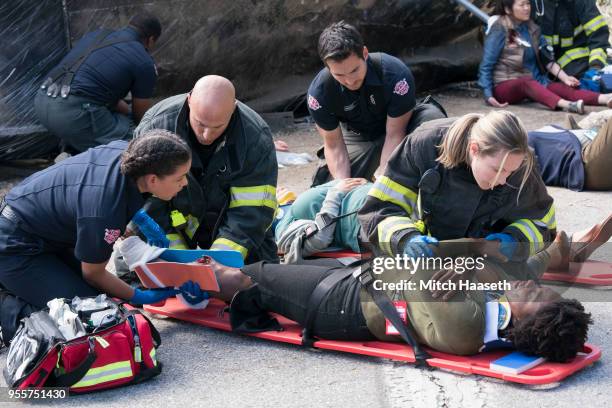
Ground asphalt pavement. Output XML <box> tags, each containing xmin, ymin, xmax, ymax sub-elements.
<box><xmin>1</xmin><ymin>92</ymin><xmax>611</xmax><ymax>407</ymax></box>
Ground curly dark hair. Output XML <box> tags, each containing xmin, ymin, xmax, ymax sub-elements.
<box><xmin>507</xmin><ymin>298</ymin><xmax>592</xmax><ymax>363</ymax></box>
<box><xmin>318</xmin><ymin>21</ymin><xmax>364</xmax><ymax>63</ymax></box>
<box><xmin>120</xmin><ymin>129</ymin><xmax>191</xmax><ymax>179</ymax></box>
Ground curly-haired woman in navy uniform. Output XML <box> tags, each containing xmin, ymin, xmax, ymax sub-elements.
<box><xmin>0</xmin><ymin>129</ymin><xmax>194</xmax><ymax>337</ymax></box>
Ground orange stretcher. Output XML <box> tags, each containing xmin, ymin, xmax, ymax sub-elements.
<box><xmin>541</xmin><ymin>261</ymin><xmax>612</xmax><ymax>287</ymax></box>
<box><xmin>145</xmin><ymin>298</ymin><xmax>601</xmax><ymax>385</ymax></box>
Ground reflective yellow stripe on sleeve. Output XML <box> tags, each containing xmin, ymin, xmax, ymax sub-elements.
<box><xmin>533</xmin><ymin>204</ymin><xmax>557</xmax><ymax>230</ymax></box>
<box><xmin>589</xmin><ymin>48</ymin><xmax>607</xmax><ymax>65</ymax></box>
<box><xmin>574</xmin><ymin>25</ymin><xmax>584</xmax><ymax>37</ymax></box>
<box><xmin>229</xmin><ymin>185</ymin><xmax>277</xmax><ymax>210</ymax></box>
<box><xmin>185</xmin><ymin>215</ymin><xmax>200</xmax><ymax>238</ymax></box>
<box><xmin>150</xmin><ymin>348</ymin><xmax>157</xmax><ymax>367</ymax></box>
<box><xmin>543</xmin><ymin>35</ymin><xmax>554</xmax><ymax>46</ymax></box>
<box><xmin>368</xmin><ymin>176</ymin><xmax>418</xmax><ymax>216</ymax></box>
<box><xmin>377</xmin><ymin>216</ymin><xmax>425</xmax><ymax>256</ymax></box>
<box><xmin>71</xmin><ymin>361</ymin><xmax>133</xmax><ymax>389</ymax></box>
<box><xmin>544</xmin><ymin>34</ymin><xmax>559</xmax><ymax>46</ymax></box>
<box><xmin>508</xmin><ymin>219</ymin><xmax>544</xmax><ymax>255</ymax></box>
<box><xmin>560</xmin><ymin>37</ymin><xmax>573</xmax><ymax>48</ymax></box>
<box><xmin>166</xmin><ymin>233</ymin><xmax>188</xmax><ymax>249</ymax></box>
<box><xmin>211</xmin><ymin>238</ymin><xmax>248</xmax><ymax>259</ymax></box>
<box><xmin>558</xmin><ymin>47</ymin><xmax>590</xmax><ymax>68</ymax></box>
<box><xmin>583</xmin><ymin>15</ymin><xmax>607</xmax><ymax>36</ymax></box>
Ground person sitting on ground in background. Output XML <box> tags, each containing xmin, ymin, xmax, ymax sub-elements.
<box><xmin>528</xmin><ymin>116</ymin><xmax>612</xmax><ymax>191</ymax></box>
<box><xmin>274</xmin><ymin>178</ymin><xmax>370</xmax><ymax>262</ymax></box>
<box><xmin>35</xmin><ymin>13</ymin><xmax>161</xmax><ymax>153</ymax></box>
<box><xmin>479</xmin><ymin>0</ymin><xmax>612</xmax><ymax>114</ymax></box>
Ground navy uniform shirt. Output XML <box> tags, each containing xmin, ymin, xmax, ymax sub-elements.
<box><xmin>64</xmin><ymin>27</ymin><xmax>157</xmax><ymax>106</ymax></box>
<box><xmin>307</xmin><ymin>53</ymin><xmax>416</xmax><ymax>136</ymax></box>
<box><xmin>5</xmin><ymin>141</ymin><xmax>145</xmax><ymax>263</ymax></box>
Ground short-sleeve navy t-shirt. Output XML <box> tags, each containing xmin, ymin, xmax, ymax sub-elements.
<box><xmin>6</xmin><ymin>141</ymin><xmax>146</xmax><ymax>263</ymax></box>
<box><xmin>307</xmin><ymin>53</ymin><xmax>416</xmax><ymax>136</ymax></box>
<box><xmin>65</xmin><ymin>27</ymin><xmax>157</xmax><ymax>106</ymax></box>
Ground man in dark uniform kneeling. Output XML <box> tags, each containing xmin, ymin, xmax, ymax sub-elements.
<box><xmin>35</xmin><ymin>13</ymin><xmax>161</xmax><ymax>153</ymax></box>
<box><xmin>307</xmin><ymin>21</ymin><xmax>446</xmax><ymax>186</ymax></box>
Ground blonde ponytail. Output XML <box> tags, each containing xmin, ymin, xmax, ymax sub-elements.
<box><xmin>437</xmin><ymin>110</ymin><xmax>534</xmax><ymax>200</ymax></box>
<box><xmin>437</xmin><ymin>113</ymin><xmax>482</xmax><ymax>168</ymax></box>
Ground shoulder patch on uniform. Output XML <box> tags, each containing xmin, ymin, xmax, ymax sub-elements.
<box><xmin>104</xmin><ymin>228</ymin><xmax>121</xmax><ymax>244</ymax></box>
<box><xmin>308</xmin><ymin>94</ymin><xmax>322</xmax><ymax>111</ymax></box>
<box><xmin>393</xmin><ymin>78</ymin><xmax>410</xmax><ymax>96</ymax></box>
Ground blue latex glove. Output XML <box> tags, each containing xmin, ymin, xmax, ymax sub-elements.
<box><xmin>148</xmin><ymin>237</ymin><xmax>169</xmax><ymax>249</ymax></box>
<box><xmin>179</xmin><ymin>280</ymin><xmax>210</xmax><ymax>305</ymax></box>
<box><xmin>130</xmin><ymin>287</ymin><xmax>178</xmax><ymax>305</ymax></box>
<box><xmin>485</xmin><ymin>233</ymin><xmax>517</xmax><ymax>259</ymax></box>
<box><xmin>132</xmin><ymin>209</ymin><xmax>170</xmax><ymax>248</ymax></box>
<box><xmin>403</xmin><ymin>235</ymin><xmax>439</xmax><ymax>258</ymax></box>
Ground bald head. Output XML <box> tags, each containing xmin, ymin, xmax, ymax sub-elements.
<box><xmin>187</xmin><ymin>75</ymin><xmax>237</xmax><ymax>145</ymax></box>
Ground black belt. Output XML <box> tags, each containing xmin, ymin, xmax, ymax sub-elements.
<box><xmin>0</xmin><ymin>201</ymin><xmax>21</xmax><ymax>224</ymax></box>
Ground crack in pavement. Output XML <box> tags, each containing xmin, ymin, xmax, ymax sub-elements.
<box><xmin>426</xmin><ymin>369</ymin><xmax>450</xmax><ymax>408</ymax></box>
<box><xmin>381</xmin><ymin>363</ymin><xmax>488</xmax><ymax>408</ymax></box>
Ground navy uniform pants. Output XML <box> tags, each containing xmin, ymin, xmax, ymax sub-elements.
<box><xmin>0</xmin><ymin>216</ymin><xmax>100</xmax><ymax>310</ymax></box>
<box><xmin>34</xmin><ymin>88</ymin><xmax>133</xmax><ymax>153</ymax></box>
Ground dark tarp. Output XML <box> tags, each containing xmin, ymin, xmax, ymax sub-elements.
<box><xmin>1</xmin><ymin>0</ymin><xmax>491</xmax><ymax>160</ymax></box>
<box><xmin>0</xmin><ymin>0</ymin><xmax>66</xmax><ymax>160</ymax></box>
